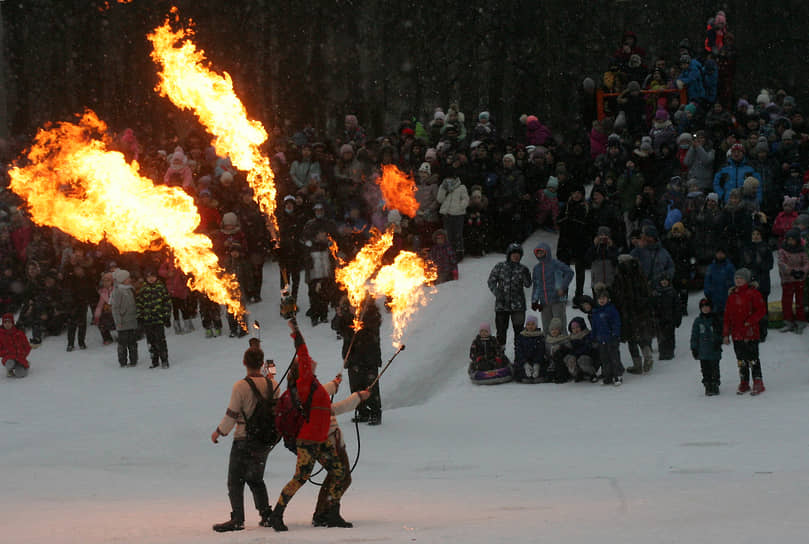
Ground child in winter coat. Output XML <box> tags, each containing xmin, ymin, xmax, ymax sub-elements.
<box><xmin>469</xmin><ymin>322</ymin><xmax>509</xmax><ymax>374</ymax></box>
<box><xmin>110</xmin><ymin>269</ymin><xmax>139</xmax><ymax>367</ymax></box>
<box><xmin>0</xmin><ymin>313</ymin><xmax>31</xmax><ymax>378</ymax></box>
<box><xmin>159</xmin><ymin>260</ymin><xmax>196</xmax><ymax>335</ymax></box>
<box><xmin>464</xmin><ymin>186</ymin><xmax>490</xmax><ymax>257</ymax></box>
<box><xmin>652</xmin><ymin>277</ymin><xmax>682</xmax><ymax>360</ymax></box>
<box><xmin>543</xmin><ymin>317</ymin><xmax>571</xmax><ymax>383</ymax></box>
<box><xmin>514</xmin><ymin>314</ymin><xmax>545</xmax><ymax>383</ymax></box>
<box><xmin>429</xmin><ymin>229</ymin><xmax>458</xmax><ymax>284</ymax></box>
<box><xmin>590</xmin><ymin>287</ymin><xmax>623</xmax><ymax>385</ymax></box>
<box><xmin>585</xmin><ymin>226</ymin><xmax>619</xmax><ymax>293</ymax></box>
<box><xmin>772</xmin><ymin>196</ymin><xmax>799</xmax><ymax>247</ymax></box>
<box><xmin>564</xmin><ymin>317</ymin><xmax>597</xmax><ymax>382</ymax></box>
<box><xmin>136</xmin><ymin>268</ymin><xmax>172</xmax><ymax>369</ymax></box>
<box><xmin>93</xmin><ymin>272</ymin><xmax>115</xmax><ymax>345</ymax></box>
<box><xmin>535</xmin><ymin>176</ymin><xmax>560</xmax><ymax>231</ymax></box>
<box><xmin>703</xmin><ymin>247</ymin><xmax>735</xmax><ymax>315</ymax></box>
<box><xmin>690</xmin><ymin>298</ymin><xmax>723</xmax><ymax>395</ymax></box>
<box><xmin>723</xmin><ymin>268</ymin><xmax>767</xmax><ymax>395</ymax></box>
<box><xmin>777</xmin><ymin>228</ymin><xmax>809</xmax><ymax>333</ymax></box>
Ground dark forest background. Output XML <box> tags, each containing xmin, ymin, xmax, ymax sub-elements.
<box><xmin>1</xmin><ymin>0</ymin><xmax>808</xmax><ymax>144</ymax></box>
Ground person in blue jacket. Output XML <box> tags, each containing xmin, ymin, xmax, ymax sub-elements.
<box><xmin>713</xmin><ymin>143</ymin><xmax>761</xmax><ymax>203</ymax></box>
<box><xmin>690</xmin><ymin>298</ymin><xmax>723</xmax><ymax>395</ymax></box>
<box><xmin>676</xmin><ymin>54</ymin><xmax>706</xmax><ymax>104</ymax></box>
<box><xmin>531</xmin><ymin>242</ymin><xmax>574</xmax><ymax>333</ymax></box>
<box><xmin>703</xmin><ymin>246</ymin><xmax>736</xmax><ymax>315</ymax></box>
<box><xmin>590</xmin><ymin>287</ymin><xmax>623</xmax><ymax>386</ymax></box>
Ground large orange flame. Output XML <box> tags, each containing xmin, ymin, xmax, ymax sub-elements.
<box><xmin>148</xmin><ymin>14</ymin><xmax>278</xmax><ymax>233</ymax></box>
<box><xmin>333</xmin><ymin>227</ymin><xmax>394</xmax><ymax>330</ymax></box>
<box><xmin>377</xmin><ymin>165</ymin><xmax>420</xmax><ymax>218</ymax></box>
<box><xmin>372</xmin><ymin>251</ymin><xmax>437</xmax><ymax>347</ymax></box>
<box><xmin>7</xmin><ymin>110</ymin><xmax>243</xmax><ymax>317</ymax></box>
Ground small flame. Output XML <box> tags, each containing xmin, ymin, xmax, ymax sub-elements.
<box><xmin>333</xmin><ymin>227</ymin><xmax>394</xmax><ymax>330</ymax></box>
<box><xmin>377</xmin><ymin>165</ymin><xmax>420</xmax><ymax>218</ymax></box>
<box><xmin>372</xmin><ymin>251</ymin><xmax>437</xmax><ymax>346</ymax></box>
<box><xmin>7</xmin><ymin>110</ymin><xmax>243</xmax><ymax>317</ymax></box>
<box><xmin>148</xmin><ymin>15</ymin><xmax>278</xmax><ymax>232</ymax></box>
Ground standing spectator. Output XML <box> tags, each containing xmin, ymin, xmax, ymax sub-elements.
<box><xmin>586</xmin><ymin>226</ymin><xmax>619</xmax><ymax>295</ymax></box>
<box><xmin>713</xmin><ymin>144</ymin><xmax>760</xmax><ymax>203</ymax></box>
<box><xmin>590</xmin><ymin>286</ymin><xmax>623</xmax><ymax>386</ymax></box>
<box><xmin>663</xmin><ymin>222</ymin><xmax>694</xmax><ymax>315</ymax></box>
<box><xmin>723</xmin><ymin>268</ymin><xmax>767</xmax><ymax>395</ymax></box>
<box><xmin>110</xmin><ymin>269</ymin><xmax>138</xmax><ymax>367</ymax></box>
<box><xmin>223</xmin><ymin>243</ymin><xmax>251</xmax><ymax>338</ymax></box>
<box><xmin>631</xmin><ymin>226</ymin><xmax>675</xmax><ymax>295</ymax></box>
<box><xmin>428</xmin><ymin>229</ymin><xmax>457</xmax><ymax>284</ymax></box>
<box><xmin>777</xmin><ymin>229</ymin><xmax>809</xmax><ymax>333</ymax></box>
<box><xmin>652</xmin><ymin>276</ymin><xmax>682</xmax><ymax>360</ymax></box>
<box><xmin>530</xmin><ymin>242</ymin><xmax>574</xmax><ymax>333</ymax></box>
<box><xmin>277</xmin><ymin>195</ymin><xmax>305</xmax><ymax>303</ymax></box>
<box><xmin>436</xmin><ymin>173</ymin><xmax>470</xmax><ymax>259</ymax></box>
<box><xmin>137</xmin><ymin>268</ymin><xmax>172</xmax><ymax>368</ymax></box>
<box><xmin>487</xmin><ymin>244</ymin><xmax>532</xmax><ymax>349</ymax></box>
<box><xmin>683</xmin><ymin>131</ymin><xmax>715</xmax><ymax>191</ymax></box>
<box><xmin>740</xmin><ymin>227</ymin><xmax>774</xmax><ymax>341</ymax></box>
<box><xmin>676</xmin><ymin>55</ymin><xmax>706</xmax><ymax>106</ymax></box>
<box><xmin>0</xmin><ymin>313</ymin><xmax>31</xmax><ymax>378</ymax></box>
<box><xmin>704</xmin><ymin>247</ymin><xmax>736</xmax><ymax>316</ymax></box>
<box><xmin>304</xmin><ymin>229</ymin><xmax>336</xmax><ymax>326</ymax></box>
<box><xmin>556</xmin><ymin>184</ymin><xmax>590</xmax><ymax>300</ymax></box>
<box><xmin>93</xmin><ymin>272</ymin><xmax>115</xmax><ymax>345</ymax></box>
<box><xmin>62</xmin><ymin>264</ymin><xmax>96</xmax><ymax>352</ymax></box>
<box><xmin>290</xmin><ymin>143</ymin><xmax>322</xmax><ymax>191</ymax></box>
<box><xmin>690</xmin><ymin>298</ymin><xmax>724</xmax><ymax>396</ymax></box>
<box><xmin>612</xmin><ymin>255</ymin><xmax>654</xmax><ymax>374</ymax></box>
<box><xmin>159</xmin><ymin>260</ymin><xmax>195</xmax><ymax>334</ymax></box>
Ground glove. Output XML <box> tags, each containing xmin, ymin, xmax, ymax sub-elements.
<box><xmin>691</xmin><ymin>350</ymin><xmax>699</xmax><ymax>360</ymax></box>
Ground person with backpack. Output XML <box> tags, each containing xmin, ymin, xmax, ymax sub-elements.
<box><xmin>270</xmin><ymin>320</ymin><xmax>353</xmax><ymax>532</ymax></box>
<box><xmin>210</xmin><ymin>346</ymin><xmax>280</xmax><ymax>533</ymax></box>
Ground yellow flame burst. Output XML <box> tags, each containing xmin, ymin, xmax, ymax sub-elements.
<box><xmin>7</xmin><ymin>110</ymin><xmax>243</xmax><ymax>316</ymax></box>
<box><xmin>148</xmin><ymin>14</ymin><xmax>278</xmax><ymax>232</ymax></box>
<box><xmin>372</xmin><ymin>251</ymin><xmax>437</xmax><ymax>347</ymax></box>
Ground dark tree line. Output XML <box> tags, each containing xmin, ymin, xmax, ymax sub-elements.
<box><xmin>1</xmin><ymin>0</ymin><xmax>808</xmax><ymax>143</ymax></box>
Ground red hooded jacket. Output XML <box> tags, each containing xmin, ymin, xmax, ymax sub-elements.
<box><xmin>722</xmin><ymin>284</ymin><xmax>767</xmax><ymax>341</ymax></box>
<box><xmin>0</xmin><ymin>313</ymin><xmax>31</xmax><ymax>368</ymax></box>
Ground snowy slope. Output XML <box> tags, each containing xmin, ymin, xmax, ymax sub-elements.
<box><xmin>3</xmin><ymin>231</ymin><xmax>809</xmax><ymax>544</ymax></box>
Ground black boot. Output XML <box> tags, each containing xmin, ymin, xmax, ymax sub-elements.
<box><xmin>324</xmin><ymin>502</ymin><xmax>353</xmax><ymax>528</ymax></box>
<box><xmin>367</xmin><ymin>413</ymin><xmax>382</xmax><ymax>426</ymax></box>
<box><xmin>259</xmin><ymin>507</ymin><xmax>273</xmax><ymax>528</ymax></box>
<box><xmin>312</xmin><ymin>510</ymin><xmax>327</xmax><ymax>527</ymax></box>
<box><xmin>212</xmin><ymin>513</ymin><xmax>244</xmax><ymax>533</ymax></box>
<box><xmin>271</xmin><ymin>504</ymin><xmax>288</xmax><ymax>532</ymax></box>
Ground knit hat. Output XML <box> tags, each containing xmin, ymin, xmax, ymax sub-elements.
<box><xmin>627</xmin><ymin>80</ymin><xmax>641</xmax><ymax>93</ymax></box>
<box><xmin>754</xmin><ymin>141</ymin><xmax>769</xmax><ymax>154</ymax></box>
<box><xmin>548</xmin><ymin>317</ymin><xmax>563</xmax><ymax>332</ymax></box>
<box><xmin>222</xmin><ymin>212</ymin><xmax>239</xmax><ymax>227</ymax></box>
<box><xmin>502</xmin><ymin>153</ymin><xmax>515</xmax><ymax>164</ymax></box>
<box><xmin>582</xmin><ymin>77</ymin><xmax>595</xmax><ymax>91</ymax></box>
<box><xmin>112</xmin><ymin>269</ymin><xmax>130</xmax><ymax>284</ymax></box>
<box><xmin>707</xmin><ymin>192</ymin><xmax>719</xmax><ymax>202</ymax></box>
<box><xmin>655</xmin><ymin>109</ymin><xmax>669</xmax><ymax>121</ymax></box>
<box><xmin>546</xmin><ymin>176</ymin><xmax>559</xmax><ymax>189</ymax></box>
<box><xmin>684</xmin><ymin>103</ymin><xmax>698</xmax><ymax>115</ymax></box>
<box><xmin>756</xmin><ymin>92</ymin><xmax>769</xmax><ymax>105</ymax></box>
<box><xmin>424</xmin><ymin>148</ymin><xmax>437</xmax><ymax>161</ymax></box>
<box><xmin>219</xmin><ymin>171</ymin><xmax>234</xmax><ymax>184</ymax></box>
<box><xmin>742</xmin><ymin>177</ymin><xmax>759</xmax><ymax>195</ymax></box>
<box><xmin>731</xmin><ymin>143</ymin><xmax>744</xmax><ymax>153</ymax></box>
<box><xmin>198</xmin><ymin>188</ymin><xmax>212</xmax><ymax>198</ymax></box>
<box><xmin>597</xmin><ymin>225</ymin><xmax>612</xmax><ymax>237</ymax></box>
<box><xmin>679</xmin><ymin>54</ymin><xmax>691</xmax><ymax>64</ymax></box>
<box><xmin>339</xmin><ymin>144</ymin><xmax>354</xmax><ymax>155</ymax></box>
<box><xmin>525</xmin><ymin>315</ymin><xmax>538</xmax><ymax>327</ymax></box>
<box><xmin>782</xmin><ymin>129</ymin><xmax>796</xmax><ymax>140</ymax></box>
<box><xmin>670</xmin><ymin>222</ymin><xmax>685</xmax><ymax>235</ymax></box>
<box><xmin>735</xmin><ymin>268</ymin><xmax>752</xmax><ymax>283</ymax></box>
<box><xmin>677</xmin><ymin>132</ymin><xmax>693</xmax><ymax>145</ymax></box>
<box><xmin>478</xmin><ymin>111</ymin><xmax>490</xmax><ymax>121</ymax></box>
<box><xmin>433</xmin><ymin>111</ymin><xmax>446</xmax><ymax>122</ymax></box>
<box><xmin>699</xmin><ymin>297</ymin><xmax>712</xmax><ymax>309</ymax></box>
<box><xmin>283</xmin><ymin>194</ymin><xmax>296</xmax><ymax>203</ymax></box>
<box><xmin>479</xmin><ymin>322</ymin><xmax>491</xmax><ymax>333</ymax></box>
<box><xmin>783</xmin><ymin>195</ymin><xmax>798</xmax><ymax>209</ymax></box>
<box><xmin>418</xmin><ymin>162</ymin><xmax>431</xmax><ymax>175</ymax></box>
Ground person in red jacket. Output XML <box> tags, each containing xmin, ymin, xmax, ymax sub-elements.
<box><xmin>270</xmin><ymin>319</ymin><xmax>352</xmax><ymax>531</ymax></box>
<box><xmin>0</xmin><ymin>313</ymin><xmax>31</xmax><ymax>378</ymax></box>
<box><xmin>722</xmin><ymin>268</ymin><xmax>767</xmax><ymax>395</ymax></box>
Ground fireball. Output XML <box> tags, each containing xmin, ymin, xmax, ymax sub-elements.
<box><xmin>377</xmin><ymin>165</ymin><xmax>420</xmax><ymax>218</ymax></box>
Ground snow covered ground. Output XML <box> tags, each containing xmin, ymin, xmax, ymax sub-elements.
<box><xmin>4</xmin><ymin>230</ymin><xmax>809</xmax><ymax>543</ymax></box>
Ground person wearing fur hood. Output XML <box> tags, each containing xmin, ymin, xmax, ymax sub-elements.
<box><xmin>164</xmin><ymin>146</ymin><xmax>194</xmax><ymax>190</ymax></box>
<box><xmin>542</xmin><ymin>317</ymin><xmax>571</xmax><ymax>383</ymax></box>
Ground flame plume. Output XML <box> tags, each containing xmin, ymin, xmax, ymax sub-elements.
<box><xmin>333</xmin><ymin>227</ymin><xmax>394</xmax><ymax>330</ymax></box>
<box><xmin>372</xmin><ymin>252</ymin><xmax>437</xmax><ymax>347</ymax></box>
<box><xmin>148</xmin><ymin>14</ymin><xmax>278</xmax><ymax>231</ymax></box>
<box><xmin>377</xmin><ymin>165</ymin><xmax>420</xmax><ymax>218</ymax></box>
<box><xmin>7</xmin><ymin>110</ymin><xmax>243</xmax><ymax>316</ymax></box>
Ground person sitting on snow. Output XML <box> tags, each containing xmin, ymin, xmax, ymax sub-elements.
<box><xmin>469</xmin><ymin>322</ymin><xmax>509</xmax><ymax>374</ymax></box>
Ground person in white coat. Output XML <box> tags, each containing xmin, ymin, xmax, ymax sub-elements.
<box><xmin>436</xmin><ymin>175</ymin><xmax>469</xmax><ymax>259</ymax></box>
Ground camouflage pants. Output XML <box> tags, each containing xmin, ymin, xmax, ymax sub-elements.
<box><xmin>277</xmin><ymin>440</ymin><xmax>346</xmax><ymax>507</ymax></box>
<box><xmin>314</xmin><ymin>432</ymin><xmax>352</xmax><ymax>516</ymax></box>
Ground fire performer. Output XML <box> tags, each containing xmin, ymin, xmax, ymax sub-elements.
<box><xmin>210</xmin><ymin>345</ymin><xmax>279</xmax><ymax>532</ymax></box>
<box><xmin>270</xmin><ymin>320</ymin><xmax>355</xmax><ymax>531</ymax></box>
<box><xmin>331</xmin><ymin>293</ymin><xmax>383</xmax><ymax>425</ymax></box>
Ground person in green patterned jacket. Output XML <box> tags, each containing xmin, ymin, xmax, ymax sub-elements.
<box><xmin>137</xmin><ymin>268</ymin><xmax>172</xmax><ymax>368</ymax></box>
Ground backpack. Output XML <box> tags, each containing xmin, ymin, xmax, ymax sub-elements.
<box><xmin>274</xmin><ymin>377</ymin><xmax>317</xmax><ymax>453</ymax></box>
<box><xmin>242</xmin><ymin>377</ymin><xmax>279</xmax><ymax>448</ymax></box>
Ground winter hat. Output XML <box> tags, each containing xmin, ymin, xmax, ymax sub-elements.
<box><xmin>548</xmin><ymin>317</ymin><xmax>563</xmax><ymax>332</ymax></box>
<box><xmin>783</xmin><ymin>96</ymin><xmax>796</xmax><ymax>107</ymax></box>
<box><xmin>502</xmin><ymin>153</ymin><xmax>516</xmax><ymax>165</ymax></box>
<box><xmin>313</xmin><ymin>202</ymin><xmax>324</xmax><ymax>211</ymax></box>
<box><xmin>433</xmin><ymin>111</ymin><xmax>446</xmax><ymax>122</ymax></box>
<box><xmin>627</xmin><ymin>80</ymin><xmax>641</xmax><ymax>93</ymax></box>
<box><xmin>219</xmin><ymin>171</ymin><xmax>234</xmax><ymax>184</ymax></box>
<box><xmin>785</xmin><ymin>228</ymin><xmax>802</xmax><ymax>242</ymax></box>
<box><xmin>424</xmin><ymin>148</ymin><xmax>438</xmax><ymax>161</ymax></box>
<box><xmin>591</xmin><ymin>186</ymin><xmax>608</xmax><ymax>200</ymax></box>
<box><xmin>707</xmin><ymin>192</ymin><xmax>720</xmax><ymax>202</ymax></box>
<box><xmin>639</xmin><ymin>140</ymin><xmax>653</xmax><ymax>153</ymax></box>
<box><xmin>670</xmin><ymin>222</ymin><xmax>685</xmax><ymax>235</ymax></box>
<box><xmin>742</xmin><ymin>177</ymin><xmax>759</xmax><ymax>195</ymax></box>
<box><xmin>593</xmin><ymin>282</ymin><xmax>610</xmax><ymax>300</ymax></box>
<box><xmin>782</xmin><ymin>129</ymin><xmax>796</xmax><ymax>141</ymax></box>
<box><xmin>754</xmin><ymin>141</ymin><xmax>769</xmax><ymax>154</ymax></box>
<box><xmin>734</xmin><ymin>268</ymin><xmax>751</xmax><ymax>283</ymax></box>
<box><xmin>283</xmin><ymin>194</ymin><xmax>296</xmax><ymax>203</ymax></box>
<box><xmin>198</xmin><ymin>188</ymin><xmax>212</xmax><ymax>198</ymax></box>
<box><xmin>568</xmin><ymin>316</ymin><xmax>587</xmax><ymax>332</ymax></box>
<box><xmin>783</xmin><ymin>195</ymin><xmax>798</xmax><ymax>209</ymax></box>
<box><xmin>699</xmin><ymin>297</ymin><xmax>712</xmax><ymax>309</ymax></box>
<box><xmin>684</xmin><ymin>103</ymin><xmax>698</xmax><ymax>115</ymax></box>
<box><xmin>597</xmin><ymin>225</ymin><xmax>612</xmax><ymax>237</ymax></box>
<box><xmin>2</xmin><ymin>312</ymin><xmax>13</xmax><ymax>324</ymax></box>
<box><xmin>727</xmin><ymin>188</ymin><xmax>742</xmax><ymax>202</ymax></box>
<box><xmin>756</xmin><ymin>92</ymin><xmax>770</xmax><ymax>105</ymax></box>
<box><xmin>578</xmin><ymin>294</ymin><xmax>594</xmax><ymax>308</ymax></box>
<box><xmin>525</xmin><ymin>315</ymin><xmax>538</xmax><ymax>327</ymax></box>
<box><xmin>546</xmin><ymin>176</ymin><xmax>559</xmax><ymax>189</ymax></box>
<box><xmin>731</xmin><ymin>143</ymin><xmax>745</xmax><ymax>153</ymax></box>
<box><xmin>654</xmin><ymin>109</ymin><xmax>669</xmax><ymax>121</ymax></box>
<box><xmin>479</xmin><ymin>322</ymin><xmax>491</xmax><ymax>333</ymax></box>
<box><xmin>222</xmin><ymin>212</ymin><xmax>239</xmax><ymax>227</ymax></box>
<box><xmin>112</xmin><ymin>269</ymin><xmax>130</xmax><ymax>284</ymax></box>
<box><xmin>432</xmin><ymin>229</ymin><xmax>448</xmax><ymax>243</ymax></box>
<box><xmin>478</xmin><ymin>111</ymin><xmax>490</xmax><ymax>121</ymax></box>
<box><xmin>418</xmin><ymin>162</ymin><xmax>431</xmax><ymax>175</ymax></box>
<box><xmin>677</xmin><ymin>132</ymin><xmax>693</xmax><ymax>145</ymax></box>
<box><xmin>642</xmin><ymin>225</ymin><xmax>659</xmax><ymax>240</ymax></box>
<box><xmin>339</xmin><ymin>144</ymin><xmax>354</xmax><ymax>156</ymax></box>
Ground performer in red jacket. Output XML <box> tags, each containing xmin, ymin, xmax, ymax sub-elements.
<box><xmin>270</xmin><ymin>319</ymin><xmax>352</xmax><ymax>531</ymax></box>
<box><xmin>722</xmin><ymin>268</ymin><xmax>767</xmax><ymax>395</ymax></box>
<box><xmin>0</xmin><ymin>313</ymin><xmax>31</xmax><ymax>378</ymax></box>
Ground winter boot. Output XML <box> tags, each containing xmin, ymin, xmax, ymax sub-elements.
<box><xmin>613</xmin><ymin>376</ymin><xmax>623</xmax><ymax>386</ymax></box>
<box><xmin>368</xmin><ymin>413</ymin><xmax>382</xmax><ymax>426</ymax></box>
<box><xmin>626</xmin><ymin>356</ymin><xmax>643</xmax><ymax>374</ymax></box>
<box><xmin>712</xmin><ymin>382</ymin><xmax>720</xmax><ymax>395</ymax></box>
<box><xmin>173</xmin><ymin>320</ymin><xmax>183</xmax><ymax>335</ymax></box>
<box><xmin>751</xmin><ymin>378</ymin><xmax>766</xmax><ymax>396</ymax></box>
<box><xmin>212</xmin><ymin>513</ymin><xmax>244</xmax><ymax>533</ymax></box>
<box><xmin>312</xmin><ymin>511</ymin><xmax>327</xmax><ymax>527</ymax></box>
<box><xmin>214</xmin><ymin>327</ymin><xmax>222</xmax><ymax>337</ymax></box>
<box><xmin>271</xmin><ymin>504</ymin><xmax>288</xmax><ymax>532</ymax></box>
<box><xmin>259</xmin><ymin>507</ymin><xmax>273</xmax><ymax>528</ymax></box>
<box><xmin>185</xmin><ymin>319</ymin><xmax>195</xmax><ymax>332</ymax></box>
<box><xmin>205</xmin><ymin>328</ymin><xmax>214</xmax><ymax>338</ymax></box>
<box><xmin>780</xmin><ymin>321</ymin><xmax>796</xmax><ymax>333</ymax></box>
<box><xmin>794</xmin><ymin>321</ymin><xmax>807</xmax><ymax>334</ymax></box>
<box><xmin>150</xmin><ymin>358</ymin><xmax>160</xmax><ymax>369</ymax></box>
<box><xmin>736</xmin><ymin>380</ymin><xmax>750</xmax><ymax>395</ymax></box>
<box><xmin>324</xmin><ymin>502</ymin><xmax>353</xmax><ymax>528</ymax></box>
<box><xmin>704</xmin><ymin>382</ymin><xmax>712</xmax><ymax>396</ymax></box>
<box><xmin>641</xmin><ymin>346</ymin><xmax>654</xmax><ymax>372</ymax></box>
